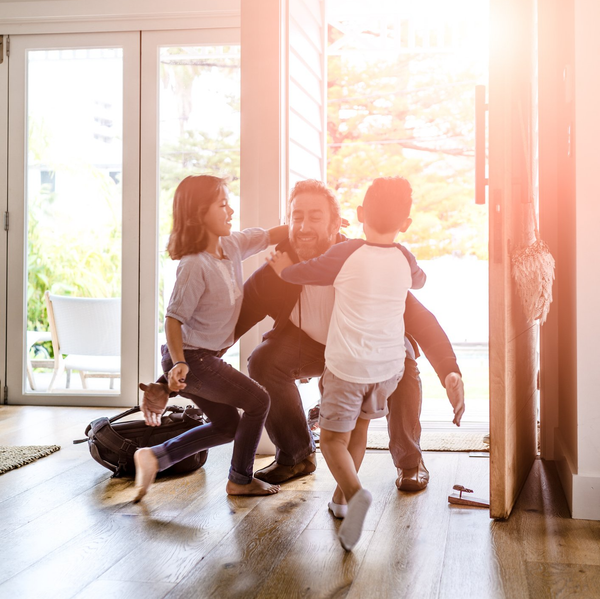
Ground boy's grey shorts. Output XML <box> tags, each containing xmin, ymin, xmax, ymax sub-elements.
<box><xmin>319</xmin><ymin>367</ymin><xmax>402</xmax><ymax>433</ymax></box>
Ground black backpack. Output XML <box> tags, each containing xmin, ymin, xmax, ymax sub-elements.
<box><xmin>74</xmin><ymin>405</ymin><xmax>209</xmax><ymax>478</ymax></box>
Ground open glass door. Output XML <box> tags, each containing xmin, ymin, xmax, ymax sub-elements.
<box><xmin>139</xmin><ymin>29</ymin><xmax>241</xmax><ymax>385</ymax></box>
<box><xmin>6</xmin><ymin>33</ymin><xmax>140</xmax><ymax>406</ymax></box>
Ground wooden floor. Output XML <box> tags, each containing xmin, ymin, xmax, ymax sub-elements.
<box><xmin>1</xmin><ymin>406</ymin><xmax>600</xmax><ymax>599</ymax></box>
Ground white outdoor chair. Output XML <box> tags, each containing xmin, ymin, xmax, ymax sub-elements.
<box><xmin>44</xmin><ymin>291</ymin><xmax>121</xmax><ymax>392</ymax></box>
<box><xmin>26</xmin><ymin>330</ymin><xmax>53</xmax><ymax>390</ymax></box>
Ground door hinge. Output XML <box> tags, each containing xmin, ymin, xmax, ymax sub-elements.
<box><xmin>4</xmin><ymin>211</ymin><xmax>8</xmax><ymax>231</ymax></box>
<box><xmin>3</xmin><ymin>386</ymin><xmax>7</xmax><ymax>402</ymax></box>
<box><xmin>0</xmin><ymin>36</ymin><xmax>8</xmax><ymax>63</ymax></box>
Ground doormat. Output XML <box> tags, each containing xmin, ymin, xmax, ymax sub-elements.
<box><xmin>0</xmin><ymin>445</ymin><xmax>61</xmax><ymax>475</ymax></box>
<box><xmin>366</xmin><ymin>431</ymin><xmax>489</xmax><ymax>452</ymax></box>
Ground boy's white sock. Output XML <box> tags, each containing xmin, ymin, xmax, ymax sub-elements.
<box><xmin>338</xmin><ymin>488</ymin><xmax>372</xmax><ymax>551</ymax></box>
<box><xmin>328</xmin><ymin>500</ymin><xmax>348</xmax><ymax>519</ymax></box>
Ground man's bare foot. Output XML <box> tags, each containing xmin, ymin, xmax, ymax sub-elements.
<box><xmin>133</xmin><ymin>448</ymin><xmax>159</xmax><ymax>502</ymax></box>
<box><xmin>226</xmin><ymin>477</ymin><xmax>280</xmax><ymax>496</ymax></box>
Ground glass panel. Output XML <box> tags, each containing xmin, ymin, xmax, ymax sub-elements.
<box><xmin>157</xmin><ymin>45</ymin><xmax>241</xmax><ymax>374</ymax></box>
<box><xmin>327</xmin><ymin>0</ymin><xmax>489</xmax><ymax>427</ymax></box>
<box><xmin>26</xmin><ymin>48</ymin><xmax>123</xmax><ymax>393</ymax></box>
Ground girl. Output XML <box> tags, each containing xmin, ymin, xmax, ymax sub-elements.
<box><xmin>134</xmin><ymin>175</ymin><xmax>287</xmax><ymax>501</ymax></box>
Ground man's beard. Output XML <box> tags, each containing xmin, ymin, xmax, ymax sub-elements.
<box><xmin>294</xmin><ymin>235</ymin><xmax>334</xmax><ymax>261</ymax></box>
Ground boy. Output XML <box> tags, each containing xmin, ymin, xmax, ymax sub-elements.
<box><xmin>268</xmin><ymin>176</ymin><xmax>425</xmax><ymax>550</ymax></box>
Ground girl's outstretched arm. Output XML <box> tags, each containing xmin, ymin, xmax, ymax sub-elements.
<box><xmin>165</xmin><ymin>316</ymin><xmax>189</xmax><ymax>392</ymax></box>
<box><xmin>267</xmin><ymin>224</ymin><xmax>289</xmax><ymax>245</ymax></box>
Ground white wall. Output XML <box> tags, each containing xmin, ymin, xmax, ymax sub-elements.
<box><xmin>239</xmin><ymin>0</ymin><xmax>287</xmax><ymax>373</ymax></box>
<box><xmin>288</xmin><ymin>0</ymin><xmax>326</xmax><ymax>185</ymax></box>
<box><xmin>572</xmin><ymin>0</ymin><xmax>600</xmax><ymax>520</ymax></box>
<box><xmin>0</xmin><ymin>0</ymin><xmax>240</xmax><ymax>33</ymax></box>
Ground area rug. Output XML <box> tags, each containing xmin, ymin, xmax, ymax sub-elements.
<box><xmin>0</xmin><ymin>445</ymin><xmax>61</xmax><ymax>475</ymax></box>
<box><xmin>366</xmin><ymin>431</ymin><xmax>489</xmax><ymax>452</ymax></box>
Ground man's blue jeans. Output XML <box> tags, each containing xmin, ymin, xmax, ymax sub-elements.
<box><xmin>151</xmin><ymin>346</ymin><xmax>270</xmax><ymax>485</ymax></box>
<box><xmin>247</xmin><ymin>321</ymin><xmax>423</xmax><ymax>470</ymax></box>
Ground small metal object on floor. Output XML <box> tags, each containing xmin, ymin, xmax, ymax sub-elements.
<box><xmin>448</xmin><ymin>484</ymin><xmax>489</xmax><ymax>508</ymax></box>
<box><xmin>469</xmin><ymin>451</ymin><xmax>489</xmax><ymax>458</ymax></box>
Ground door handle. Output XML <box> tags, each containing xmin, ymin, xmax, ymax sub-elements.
<box><xmin>475</xmin><ymin>85</ymin><xmax>488</xmax><ymax>204</ymax></box>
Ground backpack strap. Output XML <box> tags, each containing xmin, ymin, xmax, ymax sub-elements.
<box><xmin>108</xmin><ymin>405</ymin><xmax>141</xmax><ymax>423</ymax></box>
<box><xmin>182</xmin><ymin>407</ymin><xmax>206</xmax><ymax>426</ymax></box>
<box><xmin>74</xmin><ymin>406</ymin><xmax>142</xmax><ymax>444</ymax></box>
<box><xmin>87</xmin><ymin>417</ymin><xmax>138</xmax><ymax>476</ymax></box>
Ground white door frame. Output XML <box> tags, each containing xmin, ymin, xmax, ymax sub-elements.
<box><xmin>6</xmin><ymin>32</ymin><xmax>140</xmax><ymax>406</ymax></box>
<box><xmin>0</xmin><ymin>36</ymin><xmax>8</xmax><ymax>402</ymax></box>
<box><xmin>139</xmin><ymin>27</ymin><xmax>241</xmax><ymax>384</ymax></box>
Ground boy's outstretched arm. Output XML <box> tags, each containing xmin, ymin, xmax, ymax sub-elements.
<box><xmin>273</xmin><ymin>239</ymin><xmax>361</xmax><ymax>285</ymax></box>
<box><xmin>411</xmin><ymin>264</ymin><xmax>427</xmax><ymax>289</ymax></box>
<box><xmin>267</xmin><ymin>250</ymin><xmax>294</xmax><ymax>277</ymax></box>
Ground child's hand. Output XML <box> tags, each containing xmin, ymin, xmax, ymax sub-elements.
<box><xmin>340</xmin><ymin>217</ymin><xmax>350</xmax><ymax>228</ymax></box>
<box><xmin>266</xmin><ymin>250</ymin><xmax>293</xmax><ymax>277</ymax></box>
<box><xmin>167</xmin><ymin>362</ymin><xmax>189</xmax><ymax>393</ymax></box>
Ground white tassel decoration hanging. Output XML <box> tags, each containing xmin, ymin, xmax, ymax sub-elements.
<box><xmin>511</xmin><ymin>237</ymin><xmax>555</xmax><ymax>325</ymax></box>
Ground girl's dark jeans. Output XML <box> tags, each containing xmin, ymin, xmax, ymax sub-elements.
<box><xmin>151</xmin><ymin>345</ymin><xmax>270</xmax><ymax>485</ymax></box>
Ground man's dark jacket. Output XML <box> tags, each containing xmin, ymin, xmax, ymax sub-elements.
<box><xmin>236</xmin><ymin>235</ymin><xmax>460</xmax><ymax>387</ymax></box>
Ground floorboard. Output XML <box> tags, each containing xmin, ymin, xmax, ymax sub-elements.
<box><xmin>1</xmin><ymin>406</ymin><xmax>599</xmax><ymax>599</ymax></box>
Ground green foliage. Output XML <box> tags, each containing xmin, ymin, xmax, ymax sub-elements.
<box><xmin>27</xmin><ymin>176</ymin><xmax>122</xmax><ymax>333</ymax></box>
<box><xmin>27</xmin><ymin>50</ymin><xmax>242</xmax><ymax>340</ymax></box>
<box><xmin>157</xmin><ymin>129</ymin><xmax>241</xmax><ymax>328</ymax></box>
<box><xmin>327</xmin><ymin>51</ymin><xmax>488</xmax><ymax>259</ymax></box>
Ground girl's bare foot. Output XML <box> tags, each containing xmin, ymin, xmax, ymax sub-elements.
<box><xmin>133</xmin><ymin>448</ymin><xmax>159</xmax><ymax>502</ymax></box>
<box><xmin>226</xmin><ymin>477</ymin><xmax>280</xmax><ymax>496</ymax></box>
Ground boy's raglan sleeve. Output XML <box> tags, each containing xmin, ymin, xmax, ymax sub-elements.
<box><xmin>399</xmin><ymin>245</ymin><xmax>426</xmax><ymax>289</ymax></box>
<box><xmin>280</xmin><ymin>240</ymin><xmax>360</xmax><ymax>286</ymax></box>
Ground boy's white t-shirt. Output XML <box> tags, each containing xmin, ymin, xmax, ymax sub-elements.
<box><xmin>166</xmin><ymin>228</ymin><xmax>269</xmax><ymax>351</ymax></box>
<box><xmin>281</xmin><ymin>239</ymin><xmax>426</xmax><ymax>384</ymax></box>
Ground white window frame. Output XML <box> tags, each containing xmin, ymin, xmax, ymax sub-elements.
<box><xmin>6</xmin><ymin>32</ymin><xmax>141</xmax><ymax>406</ymax></box>
<box><xmin>139</xmin><ymin>28</ymin><xmax>241</xmax><ymax>384</ymax></box>
<box><xmin>0</xmin><ymin>37</ymin><xmax>8</xmax><ymax>402</ymax></box>
<box><xmin>0</xmin><ymin>1</ymin><xmax>308</xmax><ymax>404</ymax></box>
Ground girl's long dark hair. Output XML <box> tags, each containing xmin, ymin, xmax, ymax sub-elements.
<box><xmin>167</xmin><ymin>175</ymin><xmax>226</xmax><ymax>260</ymax></box>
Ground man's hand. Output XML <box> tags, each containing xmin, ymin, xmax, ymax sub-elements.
<box><xmin>444</xmin><ymin>372</ymin><xmax>465</xmax><ymax>427</ymax></box>
<box><xmin>266</xmin><ymin>250</ymin><xmax>294</xmax><ymax>277</ymax></box>
<box><xmin>139</xmin><ymin>382</ymin><xmax>169</xmax><ymax>427</ymax></box>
